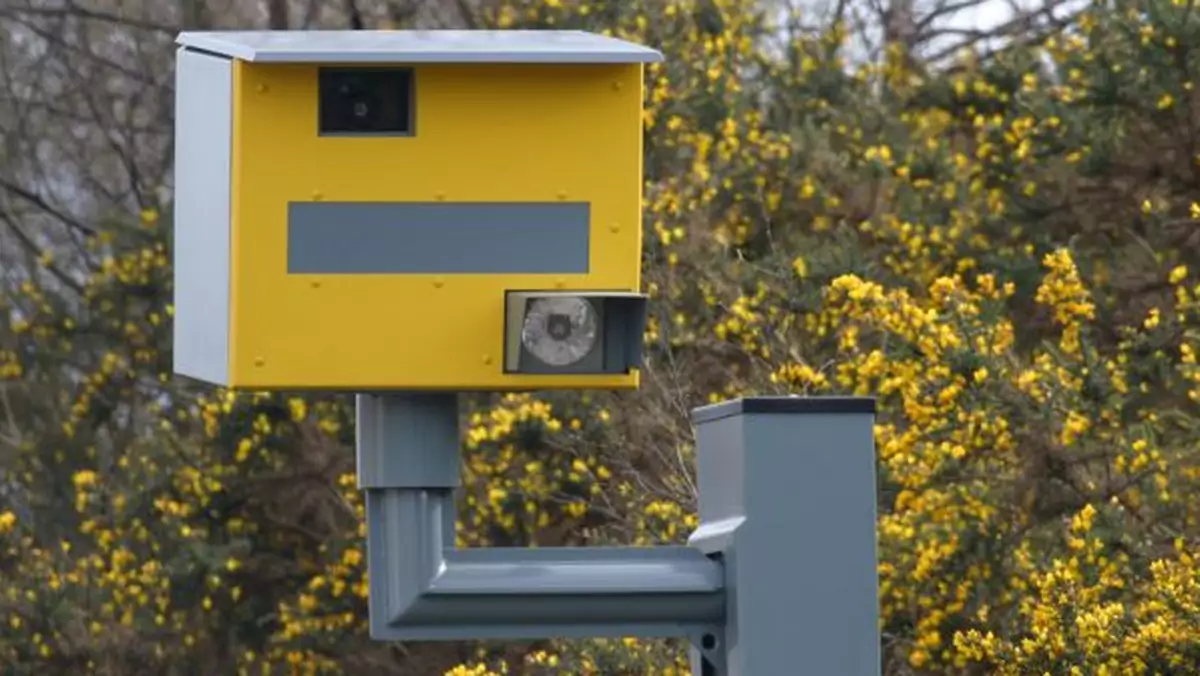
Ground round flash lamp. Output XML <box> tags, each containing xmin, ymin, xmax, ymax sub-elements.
<box><xmin>520</xmin><ymin>297</ymin><xmax>598</xmax><ymax>366</ymax></box>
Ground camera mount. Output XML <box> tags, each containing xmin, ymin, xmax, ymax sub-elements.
<box><xmin>171</xmin><ymin>29</ymin><xmax>883</xmax><ymax>675</ymax></box>
<box><xmin>356</xmin><ymin>392</ymin><xmax>881</xmax><ymax>675</ymax></box>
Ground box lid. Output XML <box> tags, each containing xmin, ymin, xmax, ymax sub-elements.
<box><xmin>176</xmin><ymin>29</ymin><xmax>664</xmax><ymax>64</ymax></box>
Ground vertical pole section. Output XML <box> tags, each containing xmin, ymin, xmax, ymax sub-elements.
<box><xmin>357</xmin><ymin>392</ymin><xmax>461</xmax><ymax>639</ymax></box>
<box><xmin>357</xmin><ymin>393</ymin><xmax>461</xmax><ymax>490</ymax></box>
<box><xmin>688</xmin><ymin>397</ymin><xmax>880</xmax><ymax>676</ymax></box>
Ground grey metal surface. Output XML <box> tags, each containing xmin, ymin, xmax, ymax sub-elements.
<box><xmin>601</xmin><ymin>293</ymin><xmax>648</xmax><ymax>372</ymax></box>
<box><xmin>366</xmin><ymin>487</ymin><xmax>724</xmax><ymax>640</ymax></box>
<box><xmin>172</xmin><ymin>47</ymin><xmax>232</xmax><ymax>386</ymax></box>
<box><xmin>288</xmin><ymin>201</ymin><xmax>590</xmax><ymax>274</ymax></box>
<box><xmin>356</xmin><ymin>394</ymin><xmax>461</xmax><ymax>489</ymax></box>
<box><xmin>357</xmin><ymin>391</ymin><xmax>881</xmax><ymax>672</ymax></box>
<box><xmin>360</xmin><ymin>392</ymin><xmax>724</xmax><ymax>641</ymax></box>
<box><xmin>176</xmin><ymin>30</ymin><xmax>664</xmax><ymax>64</ymax></box>
<box><xmin>436</xmin><ymin>546</ymin><xmax>722</xmax><ymax>594</ymax></box>
<box><xmin>689</xmin><ymin>399</ymin><xmax>881</xmax><ymax>676</ymax></box>
<box><xmin>691</xmin><ymin>395</ymin><xmax>877</xmax><ymax>424</ymax></box>
<box><xmin>687</xmin><ymin>414</ymin><xmax>745</xmax><ymax>557</ymax></box>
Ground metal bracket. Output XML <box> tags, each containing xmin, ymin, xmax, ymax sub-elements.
<box><xmin>365</xmin><ymin>487</ymin><xmax>725</xmax><ymax>640</ymax></box>
<box><xmin>358</xmin><ymin>393</ymin><xmax>725</xmax><ymax>641</ymax></box>
<box><xmin>358</xmin><ymin>393</ymin><xmax>882</xmax><ymax>676</ymax></box>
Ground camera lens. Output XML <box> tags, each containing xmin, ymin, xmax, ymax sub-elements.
<box><xmin>319</xmin><ymin>68</ymin><xmax>412</xmax><ymax>135</ymax></box>
<box><xmin>546</xmin><ymin>314</ymin><xmax>573</xmax><ymax>340</ymax></box>
<box><xmin>521</xmin><ymin>297</ymin><xmax>598</xmax><ymax>367</ymax></box>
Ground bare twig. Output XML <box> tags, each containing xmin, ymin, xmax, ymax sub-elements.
<box><xmin>924</xmin><ymin>0</ymin><xmax>1081</xmax><ymax>64</ymax></box>
<box><xmin>0</xmin><ymin>178</ymin><xmax>97</xmax><ymax>237</ymax></box>
<box><xmin>267</xmin><ymin>0</ymin><xmax>290</xmax><ymax>29</ymax></box>
<box><xmin>0</xmin><ymin>5</ymin><xmax>177</xmax><ymax>36</ymax></box>
<box><xmin>0</xmin><ymin>384</ymin><xmax>24</xmax><ymax>450</ymax></box>
<box><xmin>345</xmin><ymin>0</ymin><xmax>365</xmax><ymax>29</ymax></box>
<box><xmin>915</xmin><ymin>0</ymin><xmax>993</xmax><ymax>32</ymax></box>
<box><xmin>0</xmin><ymin>211</ymin><xmax>85</xmax><ymax>295</ymax></box>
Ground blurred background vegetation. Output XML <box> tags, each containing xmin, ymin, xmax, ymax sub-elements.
<box><xmin>1</xmin><ymin>0</ymin><xmax>1199</xmax><ymax>673</ymax></box>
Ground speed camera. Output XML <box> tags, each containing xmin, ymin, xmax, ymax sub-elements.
<box><xmin>171</xmin><ymin>29</ymin><xmax>661</xmax><ymax>391</ymax></box>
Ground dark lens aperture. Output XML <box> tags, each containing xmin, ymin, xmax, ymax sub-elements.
<box><xmin>318</xmin><ymin>68</ymin><xmax>412</xmax><ymax>135</ymax></box>
<box><xmin>547</xmin><ymin>314</ymin><xmax>573</xmax><ymax>341</ymax></box>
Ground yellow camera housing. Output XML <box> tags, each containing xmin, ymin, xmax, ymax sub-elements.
<box><xmin>172</xmin><ymin>30</ymin><xmax>661</xmax><ymax>391</ymax></box>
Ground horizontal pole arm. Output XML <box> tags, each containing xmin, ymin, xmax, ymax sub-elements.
<box><xmin>434</xmin><ymin>546</ymin><xmax>724</xmax><ymax>595</ymax></box>
<box><xmin>367</xmin><ymin>488</ymin><xmax>725</xmax><ymax>641</ymax></box>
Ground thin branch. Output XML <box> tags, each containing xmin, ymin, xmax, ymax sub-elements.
<box><xmin>0</xmin><ymin>5</ymin><xmax>177</xmax><ymax>35</ymax></box>
<box><xmin>915</xmin><ymin>0</ymin><xmax>993</xmax><ymax>32</ymax></box>
<box><xmin>1</xmin><ymin>15</ymin><xmax>162</xmax><ymax>87</ymax></box>
<box><xmin>267</xmin><ymin>0</ymin><xmax>289</xmax><ymax>29</ymax></box>
<box><xmin>455</xmin><ymin>0</ymin><xmax>479</xmax><ymax>29</ymax></box>
<box><xmin>300</xmin><ymin>0</ymin><xmax>322</xmax><ymax>28</ymax></box>
<box><xmin>0</xmin><ymin>212</ymin><xmax>85</xmax><ymax>295</ymax></box>
<box><xmin>833</xmin><ymin>0</ymin><xmax>850</xmax><ymax>32</ymax></box>
<box><xmin>924</xmin><ymin>2</ymin><xmax>1082</xmax><ymax>64</ymax></box>
<box><xmin>0</xmin><ymin>384</ymin><xmax>24</xmax><ymax>451</ymax></box>
<box><xmin>345</xmin><ymin>0</ymin><xmax>365</xmax><ymax>29</ymax></box>
<box><xmin>72</xmin><ymin>36</ymin><xmax>147</xmax><ymax>211</ymax></box>
<box><xmin>0</xmin><ymin>178</ymin><xmax>97</xmax><ymax>237</ymax></box>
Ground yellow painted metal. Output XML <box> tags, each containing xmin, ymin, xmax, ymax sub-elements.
<box><xmin>226</xmin><ymin>61</ymin><xmax>645</xmax><ymax>390</ymax></box>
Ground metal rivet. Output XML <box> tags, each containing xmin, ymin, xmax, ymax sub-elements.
<box><xmin>435</xmin><ymin>192</ymin><xmax>446</xmax><ymax>201</ymax></box>
<box><xmin>609</xmin><ymin>223</ymin><xmax>621</xmax><ymax>233</ymax></box>
<box><xmin>482</xmin><ymin>355</ymin><xmax>493</xmax><ymax>365</ymax></box>
<box><xmin>253</xmin><ymin>357</ymin><xmax>265</xmax><ymax>367</ymax></box>
<box><xmin>256</xmin><ymin>84</ymin><xmax>268</xmax><ymax>94</ymax></box>
<box><xmin>433</xmin><ymin>278</ymin><xmax>444</xmax><ymax>289</ymax></box>
<box><xmin>554</xmin><ymin>279</ymin><xmax>566</xmax><ymax>289</ymax></box>
<box><xmin>310</xmin><ymin>281</ymin><xmax>321</xmax><ymax>289</ymax></box>
<box><xmin>312</xmin><ymin>190</ymin><xmax>323</xmax><ymax>201</ymax></box>
<box><xmin>557</xmin><ymin>191</ymin><xmax>568</xmax><ymax>200</ymax></box>
<box><xmin>612</xmin><ymin>81</ymin><xmax>623</xmax><ymax>91</ymax></box>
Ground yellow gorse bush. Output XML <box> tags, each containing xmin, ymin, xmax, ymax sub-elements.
<box><xmin>2</xmin><ymin>0</ymin><xmax>1200</xmax><ymax>674</ymax></box>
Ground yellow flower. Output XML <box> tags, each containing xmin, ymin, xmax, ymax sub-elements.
<box><xmin>235</xmin><ymin>438</ymin><xmax>254</xmax><ymax>463</ymax></box>
<box><xmin>288</xmin><ymin>398</ymin><xmax>307</xmax><ymax>422</ymax></box>
<box><xmin>1060</xmin><ymin>411</ymin><xmax>1092</xmax><ymax>446</ymax></box>
<box><xmin>1144</xmin><ymin>307</ymin><xmax>1161</xmax><ymax>329</ymax></box>
<box><xmin>1034</xmin><ymin>249</ymin><xmax>1095</xmax><ymax>342</ymax></box>
<box><xmin>72</xmin><ymin>470</ymin><xmax>98</xmax><ymax>490</ymax></box>
<box><xmin>1070</xmin><ymin>503</ymin><xmax>1097</xmax><ymax>533</ymax></box>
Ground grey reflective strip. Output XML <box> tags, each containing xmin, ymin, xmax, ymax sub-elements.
<box><xmin>288</xmin><ymin>201</ymin><xmax>590</xmax><ymax>274</ymax></box>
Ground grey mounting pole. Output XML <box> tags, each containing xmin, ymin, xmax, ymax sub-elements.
<box><xmin>358</xmin><ymin>393</ymin><xmax>879</xmax><ymax>675</ymax></box>
<box><xmin>357</xmin><ymin>393</ymin><xmax>725</xmax><ymax>659</ymax></box>
<box><xmin>688</xmin><ymin>397</ymin><xmax>881</xmax><ymax>676</ymax></box>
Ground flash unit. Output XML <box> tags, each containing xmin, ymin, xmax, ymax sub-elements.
<box><xmin>505</xmin><ymin>291</ymin><xmax>647</xmax><ymax>375</ymax></box>
<box><xmin>521</xmin><ymin>296</ymin><xmax>599</xmax><ymax>367</ymax></box>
